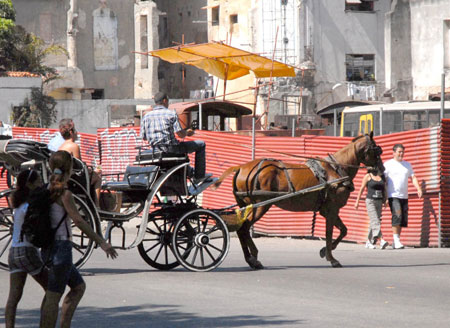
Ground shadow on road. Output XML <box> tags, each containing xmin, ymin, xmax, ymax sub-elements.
<box><xmin>6</xmin><ymin>304</ymin><xmax>305</xmax><ymax>327</ymax></box>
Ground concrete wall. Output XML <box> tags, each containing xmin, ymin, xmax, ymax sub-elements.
<box><xmin>385</xmin><ymin>0</ymin><xmax>450</xmax><ymax>101</ymax></box>
<box><xmin>13</xmin><ymin>0</ymin><xmax>155</xmax><ymax>100</ymax></box>
<box><xmin>0</xmin><ymin>77</ymin><xmax>42</xmax><ymax>123</ymax></box>
<box><xmin>154</xmin><ymin>0</ymin><xmax>208</xmax><ymax>99</ymax></box>
<box><xmin>410</xmin><ymin>0</ymin><xmax>450</xmax><ymax>99</ymax></box>
<box><xmin>303</xmin><ymin>0</ymin><xmax>390</xmax><ymax>109</ymax></box>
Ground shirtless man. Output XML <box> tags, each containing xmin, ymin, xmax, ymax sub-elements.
<box><xmin>58</xmin><ymin>119</ymin><xmax>102</xmax><ymax>206</ymax></box>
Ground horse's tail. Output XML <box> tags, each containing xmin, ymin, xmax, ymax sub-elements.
<box><xmin>210</xmin><ymin>165</ymin><xmax>241</xmax><ymax>190</ymax></box>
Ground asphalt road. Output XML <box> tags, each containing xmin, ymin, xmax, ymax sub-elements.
<box><xmin>1</xmin><ymin>237</ymin><xmax>449</xmax><ymax>328</ymax></box>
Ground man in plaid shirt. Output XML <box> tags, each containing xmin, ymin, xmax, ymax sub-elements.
<box><xmin>141</xmin><ymin>92</ymin><xmax>208</xmax><ymax>184</ymax></box>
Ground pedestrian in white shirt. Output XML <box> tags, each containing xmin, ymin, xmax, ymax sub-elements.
<box><xmin>383</xmin><ymin>144</ymin><xmax>422</xmax><ymax>249</ymax></box>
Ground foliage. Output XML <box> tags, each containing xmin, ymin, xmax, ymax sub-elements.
<box><xmin>11</xmin><ymin>87</ymin><xmax>57</xmax><ymax>128</ymax></box>
<box><xmin>0</xmin><ymin>0</ymin><xmax>15</xmax><ymax>20</ymax></box>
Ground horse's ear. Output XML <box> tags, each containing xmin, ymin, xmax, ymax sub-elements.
<box><xmin>369</xmin><ymin>131</ymin><xmax>374</xmax><ymax>139</ymax></box>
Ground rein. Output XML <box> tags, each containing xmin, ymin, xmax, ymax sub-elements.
<box><xmin>194</xmin><ymin>131</ymin><xmax>373</xmax><ymax>170</ymax></box>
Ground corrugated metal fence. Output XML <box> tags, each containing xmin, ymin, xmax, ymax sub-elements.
<box><xmin>440</xmin><ymin>119</ymin><xmax>450</xmax><ymax>246</ymax></box>
<box><xmin>6</xmin><ymin>125</ymin><xmax>448</xmax><ymax>247</ymax></box>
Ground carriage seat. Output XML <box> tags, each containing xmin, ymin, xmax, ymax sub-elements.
<box><xmin>134</xmin><ymin>149</ymin><xmax>188</xmax><ymax>165</ymax></box>
<box><xmin>102</xmin><ymin>165</ymin><xmax>159</xmax><ymax>191</ymax></box>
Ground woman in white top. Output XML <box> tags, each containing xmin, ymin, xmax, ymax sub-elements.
<box><xmin>40</xmin><ymin>150</ymin><xmax>117</xmax><ymax>328</ymax></box>
<box><xmin>5</xmin><ymin>169</ymin><xmax>47</xmax><ymax>328</ymax></box>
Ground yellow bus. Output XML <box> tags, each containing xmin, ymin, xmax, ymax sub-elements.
<box><xmin>340</xmin><ymin>101</ymin><xmax>450</xmax><ymax>137</ymax></box>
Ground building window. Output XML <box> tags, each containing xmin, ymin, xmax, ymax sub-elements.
<box><xmin>345</xmin><ymin>0</ymin><xmax>374</xmax><ymax>12</ymax></box>
<box><xmin>212</xmin><ymin>6</ymin><xmax>219</xmax><ymax>26</ymax></box>
<box><xmin>346</xmin><ymin>54</ymin><xmax>375</xmax><ymax>82</ymax></box>
<box><xmin>230</xmin><ymin>14</ymin><xmax>238</xmax><ymax>24</ymax></box>
<box><xmin>92</xmin><ymin>89</ymin><xmax>104</xmax><ymax>100</ymax></box>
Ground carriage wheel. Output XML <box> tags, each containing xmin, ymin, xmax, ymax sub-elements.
<box><xmin>71</xmin><ymin>195</ymin><xmax>97</xmax><ymax>269</ymax></box>
<box><xmin>137</xmin><ymin>213</ymin><xmax>180</xmax><ymax>270</ymax></box>
<box><xmin>0</xmin><ymin>190</ymin><xmax>14</xmax><ymax>270</ymax></box>
<box><xmin>172</xmin><ymin>209</ymin><xmax>230</xmax><ymax>272</ymax></box>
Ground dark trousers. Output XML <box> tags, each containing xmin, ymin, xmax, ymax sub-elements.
<box><xmin>169</xmin><ymin>140</ymin><xmax>206</xmax><ymax>179</ymax></box>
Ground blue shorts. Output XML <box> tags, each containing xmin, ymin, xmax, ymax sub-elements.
<box><xmin>43</xmin><ymin>240</ymin><xmax>84</xmax><ymax>294</ymax></box>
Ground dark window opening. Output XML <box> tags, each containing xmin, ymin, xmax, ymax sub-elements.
<box><xmin>346</xmin><ymin>54</ymin><xmax>375</xmax><ymax>82</ymax></box>
<box><xmin>345</xmin><ymin>0</ymin><xmax>374</xmax><ymax>12</ymax></box>
<box><xmin>230</xmin><ymin>14</ymin><xmax>238</xmax><ymax>24</ymax></box>
<box><xmin>92</xmin><ymin>89</ymin><xmax>104</xmax><ymax>100</ymax></box>
<box><xmin>212</xmin><ymin>6</ymin><xmax>219</xmax><ymax>26</ymax></box>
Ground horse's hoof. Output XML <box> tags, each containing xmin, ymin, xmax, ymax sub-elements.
<box><xmin>331</xmin><ymin>261</ymin><xmax>343</xmax><ymax>268</ymax></box>
<box><xmin>247</xmin><ymin>257</ymin><xmax>264</xmax><ymax>270</ymax></box>
<box><xmin>253</xmin><ymin>261</ymin><xmax>264</xmax><ymax>270</ymax></box>
<box><xmin>319</xmin><ymin>247</ymin><xmax>326</xmax><ymax>258</ymax></box>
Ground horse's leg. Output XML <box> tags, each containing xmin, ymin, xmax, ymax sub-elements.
<box><xmin>236</xmin><ymin>205</ymin><xmax>270</xmax><ymax>270</ymax></box>
<box><xmin>331</xmin><ymin>216</ymin><xmax>347</xmax><ymax>250</ymax></box>
<box><xmin>319</xmin><ymin>213</ymin><xmax>342</xmax><ymax>268</ymax></box>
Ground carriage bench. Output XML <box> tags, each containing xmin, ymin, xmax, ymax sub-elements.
<box><xmin>134</xmin><ymin>149</ymin><xmax>188</xmax><ymax>166</ymax></box>
<box><xmin>103</xmin><ymin>165</ymin><xmax>159</xmax><ymax>191</ymax></box>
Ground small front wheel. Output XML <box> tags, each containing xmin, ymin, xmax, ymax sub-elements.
<box><xmin>172</xmin><ymin>209</ymin><xmax>229</xmax><ymax>272</ymax></box>
<box><xmin>0</xmin><ymin>189</ymin><xmax>14</xmax><ymax>270</ymax></box>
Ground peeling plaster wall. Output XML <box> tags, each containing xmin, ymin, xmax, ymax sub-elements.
<box><xmin>154</xmin><ymin>0</ymin><xmax>208</xmax><ymax>99</ymax></box>
<box><xmin>77</xmin><ymin>0</ymin><xmax>135</xmax><ymax>99</ymax></box>
<box><xmin>14</xmin><ymin>0</ymin><xmax>146</xmax><ymax>100</ymax></box>
<box><xmin>13</xmin><ymin>0</ymin><xmax>69</xmax><ymax>67</ymax></box>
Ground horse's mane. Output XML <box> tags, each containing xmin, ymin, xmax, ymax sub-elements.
<box><xmin>351</xmin><ymin>135</ymin><xmax>366</xmax><ymax>143</ymax></box>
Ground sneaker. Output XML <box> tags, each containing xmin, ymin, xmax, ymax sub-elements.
<box><xmin>380</xmin><ymin>239</ymin><xmax>389</xmax><ymax>250</ymax></box>
<box><xmin>365</xmin><ymin>241</ymin><xmax>376</xmax><ymax>249</ymax></box>
<box><xmin>392</xmin><ymin>241</ymin><xmax>404</xmax><ymax>249</ymax></box>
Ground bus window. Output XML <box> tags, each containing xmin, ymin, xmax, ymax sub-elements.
<box><xmin>428</xmin><ymin>111</ymin><xmax>440</xmax><ymax>127</ymax></box>
<box><xmin>403</xmin><ymin>110</ymin><xmax>426</xmax><ymax>130</ymax></box>
<box><xmin>382</xmin><ymin>112</ymin><xmax>402</xmax><ymax>134</ymax></box>
<box><xmin>342</xmin><ymin>113</ymin><xmax>359</xmax><ymax>137</ymax></box>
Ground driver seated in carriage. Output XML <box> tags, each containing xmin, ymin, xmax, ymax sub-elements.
<box><xmin>140</xmin><ymin>91</ymin><xmax>211</xmax><ymax>185</ymax></box>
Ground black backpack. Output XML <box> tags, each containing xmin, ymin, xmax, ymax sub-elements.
<box><xmin>21</xmin><ymin>186</ymin><xmax>67</xmax><ymax>248</ymax></box>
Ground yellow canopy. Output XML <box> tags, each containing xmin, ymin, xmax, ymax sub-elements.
<box><xmin>147</xmin><ymin>42</ymin><xmax>296</xmax><ymax>80</ymax></box>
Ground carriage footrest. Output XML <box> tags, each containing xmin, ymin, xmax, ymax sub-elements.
<box><xmin>103</xmin><ymin>165</ymin><xmax>159</xmax><ymax>190</ymax></box>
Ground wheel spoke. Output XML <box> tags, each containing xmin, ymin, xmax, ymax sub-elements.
<box><xmin>204</xmin><ymin>245</ymin><xmax>216</xmax><ymax>261</ymax></box>
<box><xmin>145</xmin><ymin>241</ymin><xmax>162</xmax><ymax>253</ymax></box>
<box><xmin>0</xmin><ymin>236</ymin><xmax>12</xmax><ymax>257</ymax></box>
<box><xmin>205</xmin><ymin>242</ymin><xmax>223</xmax><ymax>253</ymax></box>
<box><xmin>190</xmin><ymin>246</ymin><xmax>199</xmax><ymax>265</ymax></box>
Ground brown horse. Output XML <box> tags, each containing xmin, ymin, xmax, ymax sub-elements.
<box><xmin>211</xmin><ymin>133</ymin><xmax>384</xmax><ymax>268</ymax></box>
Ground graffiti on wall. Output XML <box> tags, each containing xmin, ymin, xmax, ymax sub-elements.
<box><xmin>98</xmin><ymin>127</ymin><xmax>142</xmax><ymax>176</ymax></box>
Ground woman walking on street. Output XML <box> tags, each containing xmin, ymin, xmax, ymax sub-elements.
<box><xmin>355</xmin><ymin>168</ymin><xmax>389</xmax><ymax>249</ymax></box>
<box><xmin>40</xmin><ymin>151</ymin><xmax>118</xmax><ymax>328</ymax></box>
<box><xmin>5</xmin><ymin>169</ymin><xmax>47</xmax><ymax>328</ymax></box>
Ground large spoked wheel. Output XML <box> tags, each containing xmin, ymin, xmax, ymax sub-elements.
<box><xmin>172</xmin><ymin>209</ymin><xmax>230</xmax><ymax>272</ymax></box>
<box><xmin>71</xmin><ymin>194</ymin><xmax>97</xmax><ymax>269</ymax></box>
<box><xmin>138</xmin><ymin>211</ymin><xmax>180</xmax><ymax>270</ymax></box>
<box><xmin>0</xmin><ymin>189</ymin><xmax>14</xmax><ymax>270</ymax></box>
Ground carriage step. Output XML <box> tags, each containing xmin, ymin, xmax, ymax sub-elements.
<box><xmin>188</xmin><ymin>177</ymin><xmax>218</xmax><ymax>196</ymax></box>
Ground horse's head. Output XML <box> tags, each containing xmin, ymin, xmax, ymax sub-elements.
<box><xmin>354</xmin><ymin>131</ymin><xmax>384</xmax><ymax>173</ymax></box>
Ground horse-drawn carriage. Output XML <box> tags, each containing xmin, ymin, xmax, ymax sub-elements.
<box><xmin>0</xmin><ymin>133</ymin><xmax>384</xmax><ymax>271</ymax></box>
<box><xmin>0</xmin><ymin>138</ymin><xmax>230</xmax><ymax>272</ymax></box>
